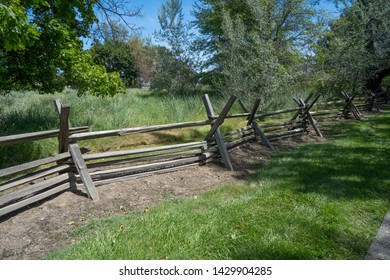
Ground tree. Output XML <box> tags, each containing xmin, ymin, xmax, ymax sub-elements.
<box><xmin>193</xmin><ymin>0</ymin><xmax>321</xmax><ymax>69</ymax></box>
<box><xmin>216</xmin><ymin>6</ymin><xmax>287</xmax><ymax>107</ymax></box>
<box><xmin>91</xmin><ymin>40</ymin><xmax>137</xmax><ymax>87</ymax></box>
<box><xmin>89</xmin><ymin>20</ymin><xmax>138</xmax><ymax>88</ymax></box>
<box><xmin>93</xmin><ymin>0</ymin><xmax>142</xmax><ymax>38</ymax></box>
<box><xmin>192</xmin><ymin>0</ymin><xmax>321</xmax><ymax>105</ymax></box>
<box><xmin>151</xmin><ymin>46</ymin><xmax>196</xmax><ymax>94</ymax></box>
<box><xmin>153</xmin><ymin>0</ymin><xmax>197</xmax><ymax>94</ymax></box>
<box><xmin>0</xmin><ymin>0</ymin><xmax>140</xmax><ymax>95</ymax></box>
<box><xmin>92</xmin><ymin>21</ymin><xmax>132</xmax><ymax>44</ymax></box>
<box><xmin>128</xmin><ymin>37</ymin><xmax>157</xmax><ymax>87</ymax></box>
<box><xmin>315</xmin><ymin>0</ymin><xmax>390</xmax><ymax>95</ymax></box>
<box><xmin>156</xmin><ymin>0</ymin><xmax>190</xmax><ymax>58</ymax></box>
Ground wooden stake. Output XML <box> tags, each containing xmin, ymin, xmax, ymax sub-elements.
<box><xmin>59</xmin><ymin>105</ymin><xmax>70</xmax><ymax>153</ymax></box>
<box><xmin>238</xmin><ymin>99</ymin><xmax>273</xmax><ymax>150</ymax></box>
<box><xmin>202</xmin><ymin>94</ymin><xmax>234</xmax><ymax>171</ymax></box>
<box><xmin>205</xmin><ymin>95</ymin><xmax>237</xmax><ymax>141</ymax></box>
<box><xmin>289</xmin><ymin>93</ymin><xmax>314</xmax><ymax>123</ymax></box>
<box><xmin>342</xmin><ymin>91</ymin><xmax>361</xmax><ymax>120</ymax></box>
<box><xmin>247</xmin><ymin>99</ymin><xmax>260</xmax><ymax>125</ymax></box>
<box><xmin>54</xmin><ymin>99</ymin><xmax>72</xmax><ymax>128</ymax></box>
<box><xmin>298</xmin><ymin>98</ymin><xmax>323</xmax><ymax>137</ymax></box>
<box><xmin>69</xmin><ymin>143</ymin><xmax>99</xmax><ymax>201</ymax></box>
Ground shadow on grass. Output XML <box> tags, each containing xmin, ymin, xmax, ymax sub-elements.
<box><xmin>258</xmin><ymin>114</ymin><xmax>390</xmax><ymax>201</ymax></box>
<box><xmin>228</xmin><ymin>112</ymin><xmax>390</xmax><ymax>259</ymax></box>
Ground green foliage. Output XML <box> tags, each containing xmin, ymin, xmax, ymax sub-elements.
<box><xmin>315</xmin><ymin>0</ymin><xmax>390</xmax><ymax>95</ymax></box>
<box><xmin>0</xmin><ymin>0</ymin><xmax>125</xmax><ymax>96</ymax></box>
<box><xmin>128</xmin><ymin>37</ymin><xmax>156</xmax><ymax>86</ymax></box>
<box><xmin>91</xmin><ymin>40</ymin><xmax>137</xmax><ymax>88</ymax></box>
<box><xmin>156</xmin><ymin>0</ymin><xmax>187</xmax><ymax>58</ymax></box>
<box><xmin>0</xmin><ymin>1</ymin><xmax>39</xmax><ymax>51</ymax></box>
<box><xmin>382</xmin><ymin>76</ymin><xmax>390</xmax><ymax>89</ymax></box>
<box><xmin>216</xmin><ymin>5</ymin><xmax>291</xmax><ymax>108</ymax></box>
<box><xmin>48</xmin><ymin>110</ymin><xmax>390</xmax><ymax>260</ymax></box>
<box><xmin>151</xmin><ymin>46</ymin><xmax>197</xmax><ymax>95</ymax></box>
<box><xmin>193</xmin><ymin>0</ymin><xmax>321</xmax><ymax>67</ymax></box>
<box><xmin>63</xmin><ymin>48</ymin><xmax>126</xmax><ymax>96</ymax></box>
<box><xmin>192</xmin><ymin>0</ymin><xmax>322</xmax><ymax>106</ymax></box>
<box><xmin>153</xmin><ymin>0</ymin><xmax>197</xmax><ymax>95</ymax></box>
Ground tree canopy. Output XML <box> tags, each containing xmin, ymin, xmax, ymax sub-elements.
<box><xmin>315</xmin><ymin>0</ymin><xmax>390</xmax><ymax>95</ymax></box>
<box><xmin>0</xmin><ymin>0</ymin><xmax>389</xmax><ymax>100</ymax></box>
<box><xmin>191</xmin><ymin>0</ymin><xmax>322</xmax><ymax>104</ymax></box>
<box><xmin>0</xmin><ymin>0</ymin><xmax>134</xmax><ymax>95</ymax></box>
<box><xmin>193</xmin><ymin>0</ymin><xmax>321</xmax><ymax>66</ymax></box>
<box><xmin>152</xmin><ymin>0</ymin><xmax>197</xmax><ymax>94</ymax></box>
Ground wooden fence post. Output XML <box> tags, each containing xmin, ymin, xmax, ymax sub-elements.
<box><xmin>54</xmin><ymin>99</ymin><xmax>72</xmax><ymax>127</ymax></box>
<box><xmin>341</xmin><ymin>91</ymin><xmax>361</xmax><ymax>120</ymax></box>
<box><xmin>289</xmin><ymin>93</ymin><xmax>314</xmax><ymax>124</ymax></box>
<box><xmin>202</xmin><ymin>94</ymin><xmax>234</xmax><ymax>171</ymax></box>
<box><xmin>205</xmin><ymin>95</ymin><xmax>237</xmax><ymax>141</ymax></box>
<box><xmin>367</xmin><ymin>90</ymin><xmax>381</xmax><ymax>112</ymax></box>
<box><xmin>59</xmin><ymin>105</ymin><xmax>70</xmax><ymax>153</ymax></box>
<box><xmin>238</xmin><ymin>99</ymin><xmax>273</xmax><ymax>150</ymax></box>
<box><xmin>298</xmin><ymin>98</ymin><xmax>323</xmax><ymax>138</ymax></box>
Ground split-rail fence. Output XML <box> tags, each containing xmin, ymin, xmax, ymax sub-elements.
<box><xmin>0</xmin><ymin>91</ymin><xmax>388</xmax><ymax>217</ymax></box>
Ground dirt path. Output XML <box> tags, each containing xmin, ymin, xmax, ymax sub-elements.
<box><xmin>0</xmin><ymin>136</ymin><xmax>320</xmax><ymax>260</ymax></box>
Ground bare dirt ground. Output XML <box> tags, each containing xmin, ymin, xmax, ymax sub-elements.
<box><xmin>0</xmin><ymin>135</ymin><xmax>323</xmax><ymax>260</ymax></box>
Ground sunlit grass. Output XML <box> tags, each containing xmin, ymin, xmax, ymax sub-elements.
<box><xmin>1</xmin><ymin>89</ymin><xmax>236</xmax><ymax>167</ymax></box>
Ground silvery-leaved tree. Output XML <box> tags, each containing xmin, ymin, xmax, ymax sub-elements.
<box><xmin>193</xmin><ymin>0</ymin><xmax>322</xmax><ymax>107</ymax></box>
<box><xmin>216</xmin><ymin>5</ymin><xmax>285</xmax><ymax>108</ymax></box>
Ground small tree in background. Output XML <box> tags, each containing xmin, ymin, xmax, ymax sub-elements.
<box><xmin>90</xmin><ymin>20</ymin><xmax>138</xmax><ymax>88</ymax></box>
<box><xmin>192</xmin><ymin>0</ymin><xmax>322</xmax><ymax>106</ymax></box>
<box><xmin>153</xmin><ymin>0</ymin><xmax>197</xmax><ymax>95</ymax></box>
<box><xmin>128</xmin><ymin>37</ymin><xmax>157</xmax><ymax>87</ymax></box>
<box><xmin>91</xmin><ymin>40</ymin><xmax>137</xmax><ymax>87</ymax></box>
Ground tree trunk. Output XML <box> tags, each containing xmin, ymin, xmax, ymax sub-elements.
<box><xmin>366</xmin><ymin>67</ymin><xmax>390</xmax><ymax>94</ymax></box>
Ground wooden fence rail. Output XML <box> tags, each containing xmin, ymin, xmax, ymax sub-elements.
<box><xmin>310</xmin><ymin>90</ymin><xmax>386</xmax><ymax>123</ymax></box>
<box><xmin>69</xmin><ymin>120</ymin><xmax>211</xmax><ymax>141</ymax></box>
<box><xmin>0</xmin><ymin>154</ymin><xmax>74</xmax><ymax>217</ymax></box>
<box><xmin>1</xmin><ymin>91</ymin><xmax>387</xmax><ymax>217</ymax></box>
<box><xmin>0</xmin><ymin>127</ymin><xmax>89</xmax><ymax>147</ymax></box>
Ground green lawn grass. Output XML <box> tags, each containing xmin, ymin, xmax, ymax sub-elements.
<box><xmin>47</xmin><ymin>110</ymin><xmax>390</xmax><ymax>260</ymax></box>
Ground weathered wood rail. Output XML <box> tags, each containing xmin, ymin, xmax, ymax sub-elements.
<box><xmin>1</xmin><ymin>91</ymin><xmax>387</xmax><ymax>217</ymax></box>
<box><xmin>0</xmin><ymin>100</ymin><xmax>86</xmax><ymax>216</ymax></box>
<box><xmin>310</xmin><ymin>89</ymin><xmax>389</xmax><ymax>123</ymax></box>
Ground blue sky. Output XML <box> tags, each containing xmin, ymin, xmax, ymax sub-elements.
<box><xmin>129</xmin><ymin>0</ymin><xmax>339</xmax><ymax>40</ymax></box>
<box><xmin>130</xmin><ymin>0</ymin><xmax>196</xmax><ymax>39</ymax></box>
<box><xmin>82</xmin><ymin>0</ymin><xmax>339</xmax><ymax>47</ymax></box>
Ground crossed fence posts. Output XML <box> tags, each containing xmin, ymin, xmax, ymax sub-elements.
<box><xmin>0</xmin><ymin>93</ymin><xmax>326</xmax><ymax>217</ymax></box>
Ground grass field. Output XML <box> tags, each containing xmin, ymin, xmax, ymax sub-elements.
<box><xmin>0</xmin><ymin>89</ymin><xmax>246</xmax><ymax>168</ymax></box>
<box><xmin>47</xmin><ymin>109</ymin><xmax>390</xmax><ymax>260</ymax></box>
